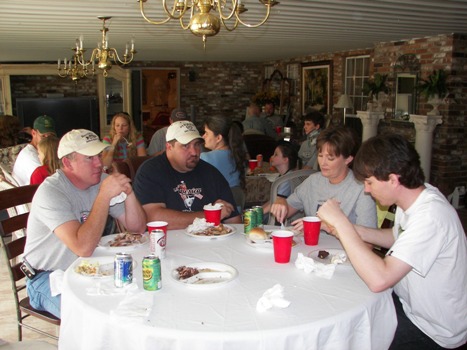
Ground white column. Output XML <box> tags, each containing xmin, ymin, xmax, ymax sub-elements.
<box><xmin>409</xmin><ymin>114</ymin><xmax>443</xmax><ymax>180</ymax></box>
<box><xmin>356</xmin><ymin>111</ymin><xmax>385</xmax><ymax>142</ymax></box>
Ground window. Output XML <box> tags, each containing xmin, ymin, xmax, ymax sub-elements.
<box><xmin>344</xmin><ymin>55</ymin><xmax>370</xmax><ymax>112</ymax></box>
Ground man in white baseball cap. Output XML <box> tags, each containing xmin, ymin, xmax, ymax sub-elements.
<box><xmin>23</xmin><ymin>129</ymin><xmax>146</xmax><ymax>318</ymax></box>
<box><xmin>134</xmin><ymin>121</ymin><xmax>241</xmax><ymax>229</ymax></box>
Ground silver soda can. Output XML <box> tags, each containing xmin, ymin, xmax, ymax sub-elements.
<box><xmin>114</xmin><ymin>252</ymin><xmax>133</xmax><ymax>288</ymax></box>
<box><xmin>150</xmin><ymin>229</ymin><xmax>166</xmax><ymax>259</ymax></box>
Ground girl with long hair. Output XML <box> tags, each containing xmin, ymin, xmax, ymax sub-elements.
<box><xmin>30</xmin><ymin>135</ymin><xmax>60</xmax><ymax>185</ymax></box>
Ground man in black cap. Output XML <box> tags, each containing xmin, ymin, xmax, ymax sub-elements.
<box><xmin>147</xmin><ymin>108</ymin><xmax>189</xmax><ymax>156</ymax></box>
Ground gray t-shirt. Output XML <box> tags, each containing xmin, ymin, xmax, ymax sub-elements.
<box><xmin>147</xmin><ymin>126</ymin><xmax>168</xmax><ymax>156</ymax></box>
<box><xmin>287</xmin><ymin>170</ymin><xmax>377</xmax><ymax>227</ymax></box>
<box><xmin>24</xmin><ymin>170</ymin><xmax>125</xmax><ymax>271</ymax></box>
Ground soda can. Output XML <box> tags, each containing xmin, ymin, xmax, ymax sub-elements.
<box><xmin>150</xmin><ymin>229</ymin><xmax>166</xmax><ymax>259</ymax></box>
<box><xmin>256</xmin><ymin>154</ymin><xmax>263</xmax><ymax>168</ymax></box>
<box><xmin>114</xmin><ymin>252</ymin><xmax>133</xmax><ymax>288</ymax></box>
<box><xmin>243</xmin><ymin>208</ymin><xmax>257</xmax><ymax>233</ymax></box>
<box><xmin>252</xmin><ymin>205</ymin><xmax>264</xmax><ymax>227</ymax></box>
<box><xmin>142</xmin><ymin>254</ymin><xmax>162</xmax><ymax>291</ymax></box>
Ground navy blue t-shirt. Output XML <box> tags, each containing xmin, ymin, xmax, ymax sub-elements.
<box><xmin>133</xmin><ymin>153</ymin><xmax>239</xmax><ymax>219</ymax></box>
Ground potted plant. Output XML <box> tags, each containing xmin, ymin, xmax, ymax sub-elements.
<box><xmin>363</xmin><ymin>73</ymin><xmax>389</xmax><ymax>111</ymax></box>
<box><xmin>417</xmin><ymin>69</ymin><xmax>448</xmax><ymax>115</ymax></box>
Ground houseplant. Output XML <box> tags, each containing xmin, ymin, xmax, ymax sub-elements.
<box><xmin>363</xmin><ymin>73</ymin><xmax>389</xmax><ymax>111</ymax></box>
<box><xmin>417</xmin><ymin>69</ymin><xmax>448</xmax><ymax>115</ymax></box>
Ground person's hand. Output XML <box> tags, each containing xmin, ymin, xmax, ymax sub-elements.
<box><xmin>270</xmin><ymin>197</ymin><xmax>288</xmax><ymax>224</ymax></box>
<box><xmin>214</xmin><ymin>199</ymin><xmax>234</xmax><ymax>220</ymax></box>
<box><xmin>112</xmin><ymin>134</ymin><xmax>123</xmax><ymax>147</ymax></box>
<box><xmin>290</xmin><ymin>218</ymin><xmax>304</xmax><ymax>232</ymax></box>
<box><xmin>100</xmin><ymin>173</ymin><xmax>133</xmax><ymax>201</ymax></box>
<box><xmin>317</xmin><ymin>199</ymin><xmax>344</xmax><ymax>238</ymax></box>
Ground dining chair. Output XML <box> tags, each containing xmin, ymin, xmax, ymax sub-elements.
<box><xmin>267</xmin><ymin>169</ymin><xmax>316</xmax><ymax>225</ymax></box>
<box><xmin>0</xmin><ymin>185</ymin><xmax>61</xmax><ymax>341</ymax></box>
<box><xmin>112</xmin><ymin>155</ymin><xmax>152</xmax><ymax>181</ymax></box>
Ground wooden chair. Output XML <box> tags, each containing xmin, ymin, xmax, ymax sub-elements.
<box><xmin>267</xmin><ymin>169</ymin><xmax>316</xmax><ymax>225</ymax></box>
<box><xmin>111</xmin><ymin>155</ymin><xmax>152</xmax><ymax>181</ymax></box>
<box><xmin>0</xmin><ymin>185</ymin><xmax>61</xmax><ymax>341</ymax></box>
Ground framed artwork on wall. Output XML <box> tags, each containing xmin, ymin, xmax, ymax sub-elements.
<box><xmin>302</xmin><ymin>61</ymin><xmax>332</xmax><ymax>115</ymax></box>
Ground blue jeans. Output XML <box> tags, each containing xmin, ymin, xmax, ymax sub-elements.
<box><xmin>26</xmin><ymin>271</ymin><xmax>61</xmax><ymax>319</ymax></box>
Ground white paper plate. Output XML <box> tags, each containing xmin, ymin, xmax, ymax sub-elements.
<box><xmin>245</xmin><ymin>236</ymin><xmax>301</xmax><ymax>251</ymax></box>
<box><xmin>184</xmin><ymin>224</ymin><xmax>236</xmax><ymax>240</ymax></box>
<box><xmin>171</xmin><ymin>262</ymin><xmax>238</xmax><ymax>288</ymax></box>
<box><xmin>307</xmin><ymin>248</ymin><xmax>351</xmax><ymax>266</ymax></box>
<box><xmin>243</xmin><ymin>225</ymin><xmax>300</xmax><ymax>236</ymax></box>
<box><xmin>98</xmin><ymin>232</ymin><xmax>149</xmax><ymax>251</ymax></box>
<box><xmin>73</xmin><ymin>257</ymin><xmax>114</xmax><ymax>278</ymax></box>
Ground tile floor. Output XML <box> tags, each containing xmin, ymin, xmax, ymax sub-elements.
<box><xmin>1</xmin><ymin>208</ymin><xmax>466</xmax><ymax>345</ymax></box>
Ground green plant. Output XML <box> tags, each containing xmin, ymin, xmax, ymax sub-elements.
<box><xmin>251</xmin><ymin>90</ymin><xmax>280</xmax><ymax>107</ymax></box>
<box><xmin>363</xmin><ymin>73</ymin><xmax>389</xmax><ymax>97</ymax></box>
<box><xmin>417</xmin><ymin>69</ymin><xmax>448</xmax><ymax>99</ymax></box>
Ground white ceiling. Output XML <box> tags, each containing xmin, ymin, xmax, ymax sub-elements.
<box><xmin>1</xmin><ymin>0</ymin><xmax>467</xmax><ymax>63</ymax></box>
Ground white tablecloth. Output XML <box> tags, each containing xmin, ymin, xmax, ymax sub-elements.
<box><xmin>59</xmin><ymin>225</ymin><xmax>396</xmax><ymax>350</ymax></box>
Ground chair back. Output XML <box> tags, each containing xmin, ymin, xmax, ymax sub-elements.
<box><xmin>267</xmin><ymin>169</ymin><xmax>316</xmax><ymax>225</ymax></box>
<box><xmin>112</xmin><ymin>155</ymin><xmax>152</xmax><ymax>181</ymax></box>
<box><xmin>0</xmin><ymin>184</ymin><xmax>60</xmax><ymax>340</ymax></box>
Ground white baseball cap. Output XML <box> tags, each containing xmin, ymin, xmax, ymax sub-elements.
<box><xmin>58</xmin><ymin>129</ymin><xmax>108</xmax><ymax>159</ymax></box>
<box><xmin>166</xmin><ymin>121</ymin><xmax>202</xmax><ymax>145</ymax></box>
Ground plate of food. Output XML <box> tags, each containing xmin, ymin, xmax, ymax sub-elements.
<box><xmin>171</xmin><ymin>262</ymin><xmax>238</xmax><ymax>288</ymax></box>
<box><xmin>245</xmin><ymin>227</ymin><xmax>301</xmax><ymax>250</ymax></box>
<box><xmin>185</xmin><ymin>218</ymin><xmax>236</xmax><ymax>240</ymax></box>
<box><xmin>307</xmin><ymin>248</ymin><xmax>351</xmax><ymax>266</ymax></box>
<box><xmin>98</xmin><ymin>232</ymin><xmax>148</xmax><ymax>251</ymax></box>
<box><xmin>74</xmin><ymin>258</ymin><xmax>114</xmax><ymax>278</ymax></box>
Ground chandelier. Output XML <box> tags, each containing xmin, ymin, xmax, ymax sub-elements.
<box><xmin>74</xmin><ymin>16</ymin><xmax>136</xmax><ymax>77</ymax></box>
<box><xmin>58</xmin><ymin>48</ymin><xmax>93</xmax><ymax>82</ymax></box>
<box><xmin>138</xmin><ymin>0</ymin><xmax>279</xmax><ymax>48</ymax></box>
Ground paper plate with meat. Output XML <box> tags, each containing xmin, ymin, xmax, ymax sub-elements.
<box><xmin>74</xmin><ymin>257</ymin><xmax>114</xmax><ymax>278</ymax></box>
<box><xmin>171</xmin><ymin>262</ymin><xmax>238</xmax><ymax>288</ymax></box>
<box><xmin>185</xmin><ymin>219</ymin><xmax>236</xmax><ymax>240</ymax></box>
<box><xmin>98</xmin><ymin>232</ymin><xmax>148</xmax><ymax>251</ymax></box>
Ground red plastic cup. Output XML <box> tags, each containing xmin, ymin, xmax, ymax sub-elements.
<box><xmin>203</xmin><ymin>207</ymin><xmax>222</xmax><ymax>226</ymax></box>
<box><xmin>303</xmin><ymin>216</ymin><xmax>321</xmax><ymax>245</ymax></box>
<box><xmin>275</xmin><ymin>126</ymin><xmax>282</xmax><ymax>135</ymax></box>
<box><xmin>147</xmin><ymin>221</ymin><xmax>168</xmax><ymax>243</ymax></box>
<box><xmin>248</xmin><ymin>159</ymin><xmax>258</xmax><ymax>172</ymax></box>
<box><xmin>271</xmin><ymin>230</ymin><xmax>294</xmax><ymax>263</ymax></box>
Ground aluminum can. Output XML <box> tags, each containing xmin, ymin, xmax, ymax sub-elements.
<box><xmin>150</xmin><ymin>229</ymin><xmax>166</xmax><ymax>259</ymax></box>
<box><xmin>142</xmin><ymin>254</ymin><xmax>162</xmax><ymax>291</ymax></box>
<box><xmin>256</xmin><ymin>154</ymin><xmax>263</xmax><ymax>168</ymax></box>
<box><xmin>243</xmin><ymin>208</ymin><xmax>257</xmax><ymax>233</ymax></box>
<box><xmin>114</xmin><ymin>252</ymin><xmax>133</xmax><ymax>288</ymax></box>
<box><xmin>252</xmin><ymin>205</ymin><xmax>264</xmax><ymax>227</ymax></box>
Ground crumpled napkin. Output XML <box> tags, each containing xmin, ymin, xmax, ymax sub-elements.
<box><xmin>295</xmin><ymin>253</ymin><xmax>336</xmax><ymax>279</ymax></box>
<box><xmin>49</xmin><ymin>270</ymin><xmax>64</xmax><ymax>296</ymax></box>
<box><xmin>256</xmin><ymin>284</ymin><xmax>291</xmax><ymax>312</ymax></box>
<box><xmin>110</xmin><ymin>291</ymin><xmax>153</xmax><ymax>323</ymax></box>
<box><xmin>110</xmin><ymin>192</ymin><xmax>127</xmax><ymax>206</ymax></box>
<box><xmin>86</xmin><ymin>279</ymin><xmax>138</xmax><ymax>296</ymax></box>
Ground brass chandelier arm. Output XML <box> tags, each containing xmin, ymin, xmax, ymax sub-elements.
<box><xmin>235</xmin><ymin>4</ymin><xmax>272</xmax><ymax>28</ymax></box>
<box><xmin>216</xmin><ymin>0</ymin><xmax>237</xmax><ymax>21</ymax></box>
<box><xmin>138</xmin><ymin>0</ymin><xmax>186</xmax><ymax>25</ymax></box>
<box><xmin>220</xmin><ymin>17</ymin><xmax>239</xmax><ymax>32</ymax></box>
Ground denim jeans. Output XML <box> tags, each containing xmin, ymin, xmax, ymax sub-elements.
<box><xmin>26</xmin><ymin>271</ymin><xmax>61</xmax><ymax>319</ymax></box>
<box><xmin>390</xmin><ymin>292</ymin><xmax>448</xmax><ymax>350</ymax></box>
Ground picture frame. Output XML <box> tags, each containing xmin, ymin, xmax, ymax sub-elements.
<box><xmin>302</xmin><ymin>61</ymin><xmax>332</xmax><ymax>115</ymax></box>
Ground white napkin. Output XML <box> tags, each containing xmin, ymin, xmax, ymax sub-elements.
<box><xmin>86</xmin><ymin>279</ymin><xmax>138</xmax><ymax>296</ymax></box>
<box><xmin>256</xmin><ymin>284</ymin><xmax>291</xmax><ymax>312</ymax></box>
<box><xmin>110</xmin><ymin>192</ymin><xmax>127</xmax><ymax>206</ymax></box>
<box><xmin>295</xmin><ymin>253</ymin><xmax>336</xmax><ymax>279</ymax></box>
<box><xmin>49</xmin><ymin>270</ymin><xmax>64</xmax><ymax>297</ymax></box>
<box><xmin>110</xmin><ymin>291</ymin><xmax>153</xmax><ymax>324</ymax></box>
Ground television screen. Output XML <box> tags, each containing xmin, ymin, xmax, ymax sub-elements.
<box><xmin>16</xmin><ymin>97</ymin><xmax>99</xmax><ymax>137</ymax></box>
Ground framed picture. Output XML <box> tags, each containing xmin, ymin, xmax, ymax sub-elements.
<box><xmin>302</xmin><ymin>61</ymin><xmax>332</xmax><ymax>115</ymax></box>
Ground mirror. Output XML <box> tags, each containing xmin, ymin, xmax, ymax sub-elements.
<box><xmin>393</xmin><ymin>54</ymin><xmax>420</xmax><ymax>118</ymax></box>
<box><xmin>395</xmin><ymin>73</ymin><xmax>417</xmax><ymax>118</ymax></box>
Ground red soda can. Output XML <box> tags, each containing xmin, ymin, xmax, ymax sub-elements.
<box><xmin>150</xmin><ymin>229</ymin><xmax>166</xmax><ymax>259</ymax></box>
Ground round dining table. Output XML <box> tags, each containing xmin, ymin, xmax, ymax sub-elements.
<box><xmin>58</xmin><ymin>224</ymin><xmax>396</xmax><ymax>350</ymax></box>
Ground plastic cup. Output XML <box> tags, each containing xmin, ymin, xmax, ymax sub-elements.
<box><xmin>271</xmin><ymin>230</ymin><xmax>294</xmax><ymax>263</ymax></box>
<box><xmin>303</xmin><ymin>216</ymin><xmax>321</xmax><ymax>245</ymax></box>
<box><xmin>275</xmin><ymin>126</ymin><xmax>282</xmax><ymax>135</ymax></box>
<box><xmin>203</xmin><ymin>207</ymin><xmax>222</xmax><ymax>226</ymax></box>
<box><xmin>248</xmin><ymin>159</ymin><xmax>258</xmax><ymax>172</ymax></box>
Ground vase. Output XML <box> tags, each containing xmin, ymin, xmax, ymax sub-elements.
<box><xmin>427</xmin><ymin>94</ymin><xmax>443</xmax><ymax>116</ymax></box>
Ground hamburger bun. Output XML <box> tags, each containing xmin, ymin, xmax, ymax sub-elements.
<box><xmin>248</xmin><ymin>227</ymin><xmax>268</xmax><ymax>240</ymax></box>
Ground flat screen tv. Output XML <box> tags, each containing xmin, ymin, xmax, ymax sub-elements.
<box><xmin>16</xmin><ymin>97</ymin><xmax>99</xmax><ymax>137</ymax></box>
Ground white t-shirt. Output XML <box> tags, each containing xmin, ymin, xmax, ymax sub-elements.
<box><xmin>12</xmin><ymin>144</ymin><xmax>41</xmax><ymax>186</ymax></box>
<box><xmin>389</xmin><ymin>184</ymin><xmax>467</xmax><ymax>348</ymax></box>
